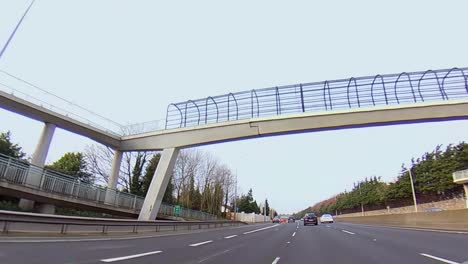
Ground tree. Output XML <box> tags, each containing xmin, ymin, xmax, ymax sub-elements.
<box><xmin>47</xmin><ymin>152</ymin><xmax>92</xmax><ymax>182</ymax></box>
<box><xmin>0</xmin><ymin>131</ymin><xmax>25</xmax><ymax>159</ymax></box>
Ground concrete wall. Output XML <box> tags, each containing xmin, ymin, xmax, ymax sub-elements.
<box><xmin>337</xmin><ymin>198</ymin><xmax>466</xmax><ymax>218</ymax></box>
<box><xmin>336</xmin><ymin>209</ymin><xmax>468</xmax><ymax>231</ymax></box>
<box><xmin>233</xmin><ymin>212</ymin><xmax>269</xmax><ymax>223</ymax></box>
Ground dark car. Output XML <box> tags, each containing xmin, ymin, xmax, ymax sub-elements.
<box><xmin>288</xmin><ymin>216</ymin><xmax>295</xmax><ymax>223</ymax></box>
<box><xmin>303</xmin><ymin>213</ymin><xmax>318</xmax><ymax>226</ymax></box>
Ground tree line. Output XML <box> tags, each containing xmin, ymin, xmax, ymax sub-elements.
<box><xmin>1</xmin><ymin>131</ymin><xmax>266</xmax><ymax>217</ymax></box>
<box><xmin>294</xmin><ymin>142</ymin><xmax>468</xmax><ymax>217</ymax></box>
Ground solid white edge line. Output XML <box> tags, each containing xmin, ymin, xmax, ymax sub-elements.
<box><xmin>189</xmin><ymin>240</ymin><xmax>213</xmax><ymax>247</ymax></box>
<box><xmin>243</xmin><ymin>224</ymin><xmax>279</xmax><ymax>234</ymax></box>
<box><xmin>341</xmin><ymin>223</ymin><xmax>468</xmax><ymax>235</ymax></box>
<box><xmin>341</xmin><ymin>230</ymin><xmax>355</xmax><ymax>235</ymax></box>
<box><xmin>419</xmin><ymin>253</ymin><xmax>460</xmax><ymax>264</ymax></box>
<box><xmin>101</xmin><ymin>250</ymin><xmax>162</xmax><ymax>262</ymax></box>
<box><xmin>272</xmin><ymin>257</ymin><xmax>281</xmax><ymax>264</ymax></box>
<box><xmin>224</xmin><ymin>235</ymin><xmax>238</xmax><ymax>239</ymax></box>
<box><xmin>292</xmin><ymin>232</ymin><xmax>296</xmax><ymax>237</ymax></box>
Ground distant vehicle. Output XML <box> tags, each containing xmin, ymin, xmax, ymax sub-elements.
<box><xmin>303</xmin><ymin>213</ymin><xmax>318</xmax><ymax>226</ymax></box>
<box><xmin>279</xmin><ymin>215</ymin><xmax>289</xmax><ymax>224</ymax></box>
<box><xmin>320</xmin><ymin>214</ymin><xmax>334</xmax><ymax>223</ymax></box>
<box><xmin>272</xmin><ymin>217</ymin><xmax>280</xmax><ymax>223</ymax></box>
<box><xmin>288</xmin><ymin>216</ymin><xmax>295</xmax><ymax>223</ymax></box>
<box><xmin>424</xmin><ymin>207</ymin><xmax>443</xmax><ymax>212</ymax></box>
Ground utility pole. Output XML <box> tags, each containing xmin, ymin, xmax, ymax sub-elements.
<box><xmin>0</xmin><ymin>0</ymin><xmax>35</xmax><ymax>60</ymax></box>
<box><xmin>233</xmin><ymin>170</ymin><xmax>238</xmax><ymax>220</ymax></box>
<box><xmin>359</xmin><ymin>182</ymin><xmax>364</xmax><ymax>216</ymax></box>
<box><xmin>408</xmin><ymin>167</ymin><xmax>418</xmax><ymax>212</ymax></box>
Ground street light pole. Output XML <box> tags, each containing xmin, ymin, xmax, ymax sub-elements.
<box><xmin>233</xmin><ymin>170</ymin><xmax>238</xmax><ymax>220</ymax></box>
<box><xmin>408</xmin><ymin>167</ymin><xmax>418</xmax><ymax>212</ymax></box>
<box><xmin>359</xmin><ymin>182</ymin><xmax>364</xmax><ymax>216</ymax></box>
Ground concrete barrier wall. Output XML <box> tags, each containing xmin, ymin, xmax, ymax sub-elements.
<box><xmin>233</xmin><ymin>212</ymin><xmax>269</xmax><ymax>223</ymax></box>
<box><xmin>338</xmin><ymin>198</ymin><xmax>466</xmax><ymax>218</ymax></box>
<box><xmin>336</xmin><ymin>209</ymin><xmax>468</xmax><ymax>231</ymax></box>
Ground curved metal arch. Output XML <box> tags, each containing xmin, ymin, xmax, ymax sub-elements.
<box><xmin>394</xmin><ymin>72</ymin><xmax>416</xmax><ymax>103</ymax></box>
<box><xmin>227</xmin><ymin>93</ymin><xmax>239</xmax><ymax>121</ymax></box>
<box><xmin>205</xmin><ymin>96</ymin><xmax>219</xmax><ymax>124</ymax></box>
<box><xmin>442</xmin><ymin>67</ymin><xmax>468</xmax><ymax>95</ymax></box>
<box><xmin>275</xmin><ymin>87</ymin><xmax>281</xmax><ymax>115</ymax></box>
<box><xmin>166</xmin><ymin>103</ymin><xmax>184</xmax><ymax>129</ymax></box>
<box><xmin>323</xmin><ymin>81</ymin><xmax>332</xmax><ymax>110</ymax></box>
<box><xmin>183</xmin><ymin>100</ymin><xmax>201</xmax><ymax>127</ymax></box>
<box><xmin>346</xmin><ymin>78</ymin><xmax>360</xmax><ymax>108</ymax></box>
<box><xmin>370</xmin><ymin>75</ymin><xmax>388</xmax><ymax>106</ymax></box>
<box><xmin>250</xmin><ymin>89</ymin><xmax>260</xmax><ymax>118</ymax></box>
<box><xmin>417</xmin><ymin>70</ymin><xmax>445</xmax><ymax>101</ymax></box>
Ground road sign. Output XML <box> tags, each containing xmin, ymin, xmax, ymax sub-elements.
<box><xmin>174</xmin><ymin>205</ymin><xmax>181</xmax><ymax>216</ymax></box>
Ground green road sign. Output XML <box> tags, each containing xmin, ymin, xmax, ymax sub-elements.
<box><xmin>174</xmin><ymin>205</ymin><xmax>181</xmax><ymax>216</ymax></box>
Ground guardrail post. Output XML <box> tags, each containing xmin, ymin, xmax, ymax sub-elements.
<box><xmin>60</xmin><ymin>224</ymin><xmax>68</xmax><ymax>234</ymax></box>
<box><xmin>300</xmin><ymin>84</ymin><xmax>305</xmax><ymax>112</ymax></box>
<box><xmin>2</xmin><ymin>221</ymin><xmax>9</xmax><ymax>234</ymax></box>
<box><xmin>133</xmin><ymin>225</ymin><xmax>138</xmax><ymax>233</ymax></box>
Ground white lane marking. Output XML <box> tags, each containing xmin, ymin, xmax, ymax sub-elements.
<box><xmin>101</xmin><ymin>251</ymin><xmax>162</xmax><ymax>262</ymax></box>
<box><xmin>341</xmin><ymin>230</ymin><xmax>355</xmax><ymax>235</ymax></box>
<box><xmin>243</xmin><ymin>224</ymin><xmax>279</xmax><ymax>234</ymax></box>
<box><xmin>287</xmin><ymin>241</ymin><xmax>291</xmax><ymax>244</ymax></box>
<box><xmin>224</xmin><ymin>235</ymin><xmax>238</xmax><ymax>239</ymax></box>
<box><xmin>292</xmin><ymin>232</ymin><xmax>296</xmax><ymax>237</ymax></box>
<box><xmin>419</xmin><ymin>253</ymin><xmax>460</xmax><ymax>264</ymax></box>
<box><xmin>272</xmin><ymin>257</ymin><xmax>280</xmax><ymax>264</ymax></box>
<box><xmin>198</xmin><ymin>249</ymin><xmax>231</xmax><ymax>263</ymax></box>
<box><xmin>326</xmin><ymin>225</ymin><xmax>330</xmax><ymax>228</ymax></box>
<box><xmin>341</xmin><ymin>223</ymin><xmax>468</xmax><ymax>235</ymax></box>
<box><xmin>189</xmin><ymin>240</ymin><xmax>213</xmax><ymax>247</ymax></box>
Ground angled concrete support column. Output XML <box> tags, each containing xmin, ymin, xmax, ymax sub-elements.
<box><xmin>105</xmin><ymin>150</ymin><xmax>123</xmax><ymax>205</ymax></box>
<box><xmin>464</xmin><ymin>184</ymin><xmax>468</xmax><ymax>208</ymax></box>
<box><xmin>138</xmin><ymin>148</ymin><xmax>179</xmax><ymax>221</ymax></box>
<box><xmin>19</xmin><ymin>123</ymin><xmax>56</xmax><ymax>211</ymax></box>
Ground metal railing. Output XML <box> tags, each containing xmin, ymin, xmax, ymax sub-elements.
<box><xmin>0</xmin><ymin>210</ymin><xmax>243</xmax><ymax>235</ymax></box>
<box><xmin>0</xmin><ymin>154</ymin><xmax>217</xmax><ymax>220</ymax></box>
<box><xmin>165</xmin><ymin>67</ymin><xmax>468</xmax><ymax>129</ymax></box>
<box><xmin>453</xmin><ymin>169</ymin><xmax>468</xmax><ymax>183</ymax></box>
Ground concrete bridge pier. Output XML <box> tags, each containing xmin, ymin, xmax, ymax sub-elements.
<box><xmin>104</xmin><ymin>150</ymin><xmax>123</xmax><ymax>205</ymax></box>
<box><xmin>138</xmin><ymin>148</ymin><xmax>179</xmax><ymax>221</ymax></box>
<box><xmin>18</xmin><ymin>123</ymin><xmax>56</xmax><ymax>212</ymax></box>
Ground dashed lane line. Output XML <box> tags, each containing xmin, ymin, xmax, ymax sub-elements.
<box><xmin>189</xmin><ymin>240</ymin><xmax>213</xmax><ymax>247</ymax></box>
<box><xmin>272</xmin><ymin>257</ymin><xmax>281</xmax><ymax>264</ymax></box>
<box><xmin>100</xmin><ymin>250</ymin><xmax>162</xmax><ymax>262</ymax></box>
<box><xmin>292</xmin><ymin>232</ymin><xmax>296</xmax><ymax>237</ymax></box>
<box><xmin>224</xmin><ymin>235</ymin><xmax>238</xmax><ymax>239</ymax></box>
<box><xmin>341</xmin><ymin>230</ymin><xmax>356</xmax><ymax>235</ymax></box>
<box><xmin>419</xmin><ymin>253</ymin><xmax>460</xmax><ymax>264</ymax></box>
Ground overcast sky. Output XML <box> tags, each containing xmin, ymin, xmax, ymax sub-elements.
<box><xmin>1</xmin><ymin>0</ymin><xmax>467</xmax><ymax>214</ymax></box>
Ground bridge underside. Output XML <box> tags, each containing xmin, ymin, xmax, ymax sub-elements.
<box><xmin>120</xmin><ymin>100</ymin><xmax>468</xmax><ymax>151</ymax></box>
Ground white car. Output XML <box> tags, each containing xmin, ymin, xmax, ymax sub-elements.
<box><xmin>320</xmin><ymin>214</ymin><xmax>334</xmax><ymax>223</ymax></box>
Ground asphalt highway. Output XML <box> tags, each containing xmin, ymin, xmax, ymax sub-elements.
<box><xmin>0</xmin><ymin>221</ymin><xmax>467</xmax><ymax>264</ymax></box>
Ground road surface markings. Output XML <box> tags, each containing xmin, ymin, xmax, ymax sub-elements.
<box><xmin>292</xmin><ymin>232</ymin><xmax>296</xmax><ymax>237</ymax></box>
<box><xmin>243</xmin><ymin>224</ymin><xmax>279</xmax><ymax>234</ymax></box>
<box><xmin>224</xmin><ymin>235</ymin><xmax>238</xmax><ymax>239</ymax></box>
<box><xmin>326</xmin><ymin>225</ymin><xmax>330</xmax><ymax>228</ymax></box>
<box><xmin>197</xmin><ymin>249</ymin><xmax>231</xmax><ymax>263</ymax></box>
<box><xmin>189</xmin><ymin>240</ymin><xmax>213</xmax><ymax>247</ymax></box>
<box><xmin>272</xmin><ymin>257</ymin><xmax>280</xmax><ymax>264</ymax></box>
<box><xmin>341</xmin><ymin>230</ymin><xmax>356</xmax><ymax>235</ymax></box>
<box><xmin>419</xmin><ymin>253</ymin><xmax>459</xmax><ymax>264</ymax></box>
<box><xmin>287</xmin><ymin>241</ymin><xmax>291</xmax><ymax>244</ymax></box>
<box><xmin>100</xmin><ymin>251</ymin><xmax>162</xmax><ymax>262</ymax></box>
<box><xmin>343</xmin><ymin>223</ymin><xmax>468</xmax><ymax>235</ymax></box>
